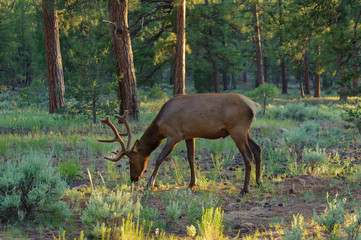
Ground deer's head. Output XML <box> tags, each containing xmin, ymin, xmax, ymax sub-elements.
<box><xmin>98</xmin><ymin>111</ymin><xmax>147</xmax><ymax>183</ymax></box>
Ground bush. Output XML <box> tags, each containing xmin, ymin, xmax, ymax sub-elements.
<box><xmin>283</xmin><ymin>122</ymin><xmax>322</xmax><ymax>150</ymax></box>
<box><xmin>341</xmin><ymin>208</ymin><xmax>361</xmax><ymax>240</ymax></box>
<box><xmin>245</xmin><ymin>83</ymin><xmax>280</xmax><ymax>115</ymax></box>
<box><xmin>81</xmin><ymin>187</ymin><xmax>142</xmax><ymax>238</ymax></box>
<box><xmin>166</xmin><ymin>200</ymin><xmax>182</xmax><ymax>225</ymax></box>
<box><xmin>0</xmin><ymin>153</ymin><xmax>71</xmax><ymax>225</ymax></box>
<box><xmin>283</xmin><ymin>214</ymin><xmax>307</xmax><ymax>240</ymax></box>
<box><xmin>342</xmin><ymin>102</ymin><xmax>361</xmax><ymax>134</ymax></box>
<box><xmin>313</xmin><ymin>193</ymin><xmax>346</xmax><ymax>240</ymax></box>
<box><xmin>303</xmin><ymin>147</ymin><xmax>328</xmax><ymax>174</ymax></box>
<box><xmin>270</xmin><ymin>102</ymin><xmax>332</xmax><ymax>121</ymax></box>
<box><xmin>56</xmin><ymin>158</ymin><xmax>83</xmax><ymax>182</ymax></box>
<box><xmin>197</xmin><ymin>207</ymin><xmax>225</xmax><ymax>240</ymax></box>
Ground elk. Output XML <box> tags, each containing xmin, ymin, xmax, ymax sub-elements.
<box><xmin>98</xmin><ymin>93</ymin><xmax>262</xmax><ymax>196</ymax></box>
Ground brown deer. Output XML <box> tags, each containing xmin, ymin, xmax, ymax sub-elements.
<box><xmin>98</xmin><ymin>93</ymin><xmax>262</xmax><ymax>196</ymax></box>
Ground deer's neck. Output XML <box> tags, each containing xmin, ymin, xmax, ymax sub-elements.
<box><xmin>138</xmin><ymin>120</ymin><xmax>164</xmax><ymax>158</ymax></box>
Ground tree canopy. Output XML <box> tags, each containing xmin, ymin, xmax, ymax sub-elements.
<box><xmin>0</xmin><ymin>0</ymin><xmax>360</xmax><ymax>120</ymax></box>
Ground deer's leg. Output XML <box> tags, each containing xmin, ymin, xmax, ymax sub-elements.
<box><xmin>248</xmin><ymin>132</ymin><xmax>262</xmax><ymax>186</ymax></box>
<box><xmin>230</xmin><ymin>131</ymin><xmax>253</xmax><ymax>197</ymax></box>
<box><xmin>146</xmin><ymin>138</ymin><xmax>178</xmax><ymax>188</ymax></box>
<box><xmin>186</xmin><ymin>138</ymin><xmax>196</xmax><ymax>189</ymax></box>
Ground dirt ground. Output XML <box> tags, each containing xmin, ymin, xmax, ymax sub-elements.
<box><xmin>1</xmin><ymin>139</ymin><xmax>360</xmax><ymax>239</ymax></box>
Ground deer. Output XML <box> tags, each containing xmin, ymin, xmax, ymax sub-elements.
<box><xmin>98</xmin><ymin>93</ymin><xmax>262</xmax><ymax>196</ymax></box>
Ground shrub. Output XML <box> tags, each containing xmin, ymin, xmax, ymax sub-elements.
<box><xmin>342</xmin><ymin>102</ymin><xmax>361</xmax><ymax>134</ymax></box>
<box><xmin>283</xmin><ymin>214</ymin><xmax>307</xmax><ymax>240</ymax></box>
<box><xmin>303</xmin><ymin>147</ymin><xmax>328</xmax><ymax>174</ymax></box>
<box><xmin>0</xmin><ymin>153</ymin><xmax>71</xmax><ymax>225</ymax></box>
<box><xmin>283</xmin><ymin>122</ymin><xmax>322</xmax><ymax>150</ymax></box>
<box><xmin>187</xmin><ymin>225</ymin><xmax>197</xmax><ymax>238</ymax></box>
<box><xmin>81</xmin><ymin>187</ymin><xmax>142</xmax><ymax>238</ymax></box>
<box><xmin>245</xmin><ymin>83</ymin><xmax>279</xmax><ymax>115</ymax></box>
<box><xmin>313</xmin><ymin>193</ymin><xmax>346</xmax><ymax>240</ymax></box>
<box><xmin>18</xmin><ymin>79</ymin><xmax>47</xmax><ymax>108</ymax></box>
<box><xmin>166</xmin><ymin>200</ymin><xmax>182</xmax><ymax>225</ymax></box>
<box><xmin>197</xmin><ymin>207</ymin><xmax>225</xmax><ymax>240</ymax></box>
<box><xmin>341</xmin><ymin>208</ymin><xmax>361</xmax><ymax>240</ymax></box>
<box><xmin>56</xmin><ymin>158</ymin><xmax>83</xmax><ymax>182</ymax></box>
<box><xmin>147</xmin><ymin>84</ymin><xmax>168</xmax><ymax>100</ymax></box>
<box><xmin>270</xmin><ymin>102</ymin><xmax>332</xmax><ymax>121</ymax></box>
<box><xmin>116</xmin><ymin>214</ymin><xmax>148</xmax><ymax>240</ymax></box>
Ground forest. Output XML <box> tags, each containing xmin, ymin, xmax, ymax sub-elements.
<box><xmin>0</xmin><ymin>0</ymin><xmax>361</xmax><ymax>239</ymax></box>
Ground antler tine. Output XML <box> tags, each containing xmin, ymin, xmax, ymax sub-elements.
<box><xmin>114</xmin><ymin>110</ymin><xmax>133</xmax><ymax>151</ymax></box>
<box><xmin>98</xmin><ymin>116</ymin><xmax>128</xmax><ymax>161</ymax></box>
<box><xmin>104</xmin><ymin>152</ymin><xmax>126</xmax><ymax>162</ymax></box>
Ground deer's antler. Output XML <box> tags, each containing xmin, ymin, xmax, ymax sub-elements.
<box><xmin>98</xmin><ymin>110</ymin><xmax>132</xmax><ymax>162</ymax></box>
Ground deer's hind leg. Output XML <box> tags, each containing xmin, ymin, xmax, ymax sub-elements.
<box><xmin>248</xmin><ymin>132</ymin><xmax>262</xmax><ymax>186</ymax></box>
<box><xmin>186</xmin><ymin>138</ymin><xmax>196</xmax><ymax>189</ymax></box>
<box><xmin>230</xmin><ymin>129</ymin><xmax>253</xmax><ymax>196</ymax></box>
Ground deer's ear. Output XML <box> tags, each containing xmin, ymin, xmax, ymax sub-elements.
<box><xmin>131</xmin><ymin>140</ymin><xmax>140</xmax><ymax>152</ymax></box>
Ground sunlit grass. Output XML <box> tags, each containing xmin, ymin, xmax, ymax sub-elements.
<box><xmin>1</xmin><ymin>93</ymin><xmax>361</xmax><ymax>239</ymax></box>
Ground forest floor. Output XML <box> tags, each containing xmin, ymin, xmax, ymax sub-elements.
<box><xmin>1</xmin><ymin>93</ymin><xmax>361</xmax><ymax>239</ymax></box>
<box><xmin>4</xmin><ymin>142</ymin><xmax>360</xmax><ymax>240</ymax></box>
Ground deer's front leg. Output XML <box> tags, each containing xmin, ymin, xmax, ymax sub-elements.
<box><xmin>186</xmin><ymin>138</ymin><xmax>196</xmax><ymax>189</ymax></box>
<box><xmin>146</xmin><ymin>138</ymin><xmax>177</xmax><ymax>189</ymax></box>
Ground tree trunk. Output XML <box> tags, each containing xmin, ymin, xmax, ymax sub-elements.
<box><xmin>110</xmin><ymin>0</ymin><xmax>139</xmax><ymax>119</ymax></box>
<box><xmin>213</xmin><ymin>62</ymin><xmax>219</xmax><ymax>93</ymax></box>
<box><xmin>281</xmin><ymin>57</ymin><xmax>287</xmax><ymax>94</ymax></box>
<box><xmin>279</xmin><ymin>0</ymin><xmax>287</xmax><ymax>94</ymax></box>
<box><xmin>252</xmin><ymin>3</ymin><xmax>264</xmax><ymax>87</ymax></box>
<box><xmin>314</xmin><ymin>73</ymin><xmax>321</xmax><ymax>98</ymax></box>
<box><xmin>42</xmin><ymin>0</ymin><xmax>65</xmax><ymax>113</ymax></box>
<box><xmin>298</xmin><ymin>70</ymin><xmax>305</xmax><ymax>98</ymax></box>
<box><xmin>304</xmin><ymin>50</ymin><xmax>310</xmax><ymax>94</ymax></box>
<box><xmin>174</xmin><ymin>0</ymin><xmax>186</xmax><ymax>95</ymax></box>
<box><xmin>243</xmin><ymin>62</ymin><xmax>247</xmax><ymax>82</ymax></box>
<box><xmin>264</xmin><ymin>56</ymin><xmax>268</xmax><ymax>83</ymax></box>
<box><xmin>337</xmin><ymin>56</ymin><xmax>347</xmax><ymax>101</ymax></box>
<box><xmin>339</xmin><ymin>70</ymin><xmax>347</xmax><ymax>101</ymax></box>
<box><xmin>222</xmin><ymin>70</ymin><xmax>228</xmax><ymax>91</ymax></box>
<box><xmin>353</xmin><ymin>65</ymin><xmax>360</xmax><ymax>93</ymax></box>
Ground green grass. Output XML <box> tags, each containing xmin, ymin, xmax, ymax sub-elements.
<box><xmin>1</xmin><ymin>93</ymin><xmax>361</xmax><ymax>239</ymax></box>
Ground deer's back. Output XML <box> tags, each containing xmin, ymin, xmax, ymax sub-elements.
<box><xmin>155</xmin><ymin>93</ymin><xmax>257</xmax><ymax>140</ymax></box>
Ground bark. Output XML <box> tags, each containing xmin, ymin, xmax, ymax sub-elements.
<box><xmin>279</xmin><ymin>0</ymin><xmax>287</xmax><ymax>94</ymax></box>
<box><xmin>110</xmin><ymin>0</ymin><xmax>139</xmax><ymax>119</ymax></box>
<box><xmin>314</xmin><ymin>46</ymin><xmax>321</xmax><ymax>98</ymax></box>
<box><xmin>222</xmin><ymin>70</ymin><xmax>228</xmax><ymax>91</ymax></box>
<box><xmin>42</xmin><ymin>0</ymin><xmax>65</xmax><ymax>113</ymax></box>
<box><xmin>353</xmin><ymin>65</ymin><xmax>360</xmax><ymax>91</ymax></box>
<box><xmin>264</xmin><ymin>56</ymin><xmax>268</xmax><ymax>83</ymax></box>
<box><xmin>174</xmin><ymin>0</ymin><xmax>186</xmax><ymax>95</ymax></box>
<box><xmin>231</xmin><ymin>74</ymin><xmax>236</xmax><ymax>89</ymax></box>
<box><xmin>213</xmin><ymin>62</ymin><xmax>219</xmax><ymax>93</ymax></box>
<box><xmin>281</xmin><ymin>56</ymin><xmax>287</xmax><ymax>94</ymax></box>
<box><xmin>304</xmin><ymin>50</ymin><xmax>310</xmax><ymax>94</ymax></box>
<box><xmin>337</xmin><ymin>56</ymin><xmax>347</xmax><ymax>101</ymax></box>
<box><xmin>314</xmin><ymin>73</ymin><xmax>321</xmax><ymax>98</ymax></box>
<box><xmin>252</xmin><ymin>3</ymin><xmax>264</xmax><ymax>87</ymax></box>
<box><xmin>339</xmin><ymin>70</ymin><xmax>347</xmax><ymax>101</ymax></box>
<box><xmin>243</xmin><ymin>62</ymin><xmax>247</xmax><ymax>82</ymax></box>
<box><xmin>298</xmin><ymin>70</ymin><xmax>305</xmax><ymax>98</ymax></box>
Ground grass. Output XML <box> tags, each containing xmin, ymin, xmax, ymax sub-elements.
<box><xmin>1</xmin><ymin>92</ymin><xmax>361</xmax><ymax>239</ymax></box>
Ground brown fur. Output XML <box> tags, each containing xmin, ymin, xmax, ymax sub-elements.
<box><xmin>101</xmin><ymin>93</ymin><xmax>262</xmax><ymax>196</ymax></box>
